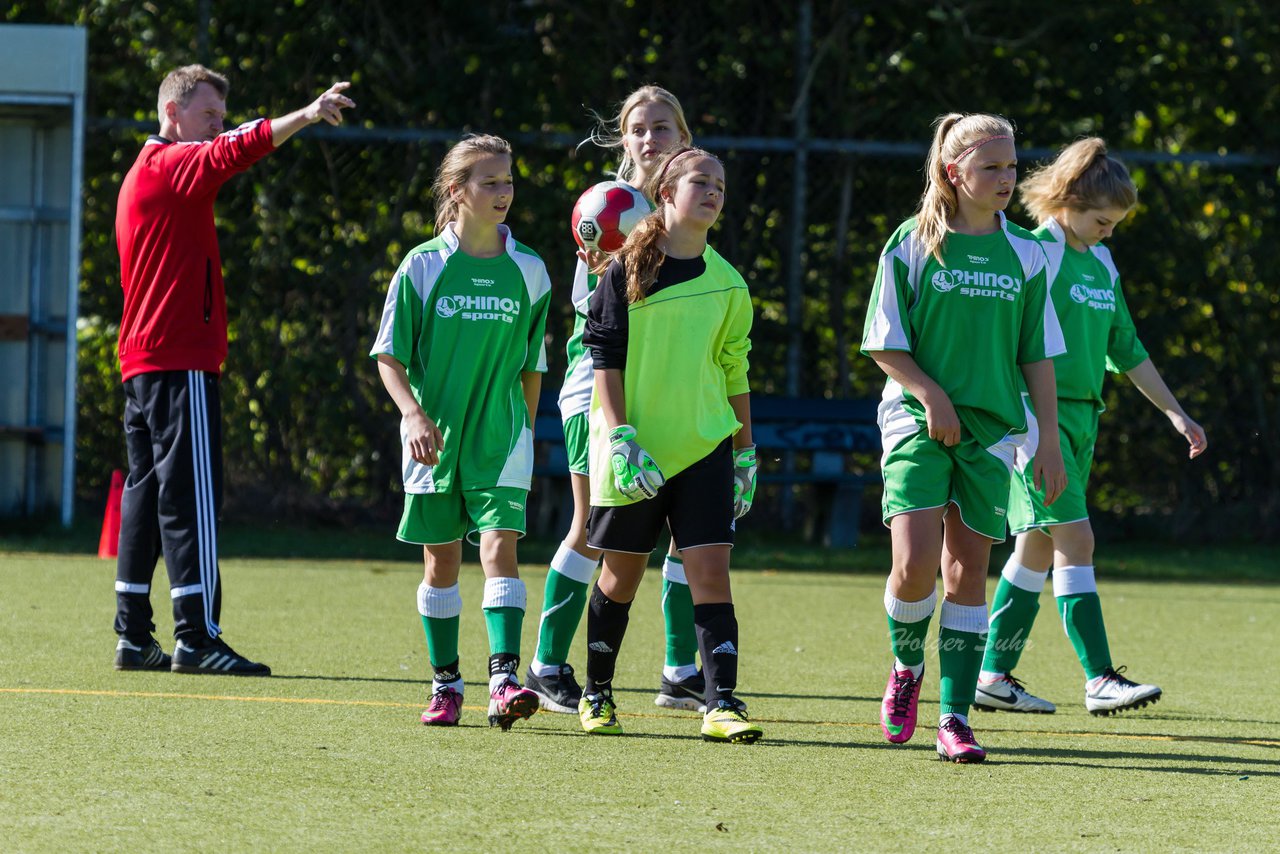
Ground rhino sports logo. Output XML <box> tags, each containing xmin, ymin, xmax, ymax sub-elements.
<box><xmin>436</xmin><ymin>294</ymin><xmax>521</xmax><ymax>323</ymax></box>
<box><xmin>1069</xmin><ymin>283</ymin><xmax>1117</xmax><ymax>312</ymax></box>
<box><xmin>931</xmin><ymin>270</ymin><xmax>960</xmax><ymax>293</ymax></box>
<box><xmin>931</xmin><ymin>269</ymin><xmax>1023</xmax><ymax>302</ymax></box>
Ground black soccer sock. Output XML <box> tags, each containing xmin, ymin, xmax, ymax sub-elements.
<box><xmin>695</xmin><ymin>602</ymin><xmax>740</xmax><ymax>707</ymax></box>
<box><xmin>584</xmin><ymin>583</ymin><xmax>631</xmax><ymax>696</ymax></box>
<box><xmin>433</xmin><ymin>659</ymin><xmax>461</xmax><ymax>685</ymax></box>
<box><xmin>489</xmin><ymin>652</ymin><xmax>519</xmax><ymax>682</ymax></box>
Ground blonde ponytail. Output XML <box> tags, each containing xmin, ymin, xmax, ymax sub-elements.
<box><xmin>915</xmin><ymin>112</ymin><xmax>1016</xmax><ymax>262</ymax></box>
<box><xmin>1019</xmin><ymin>137</ymin><xmax>1137</xmax><ymax>223</ymax></box>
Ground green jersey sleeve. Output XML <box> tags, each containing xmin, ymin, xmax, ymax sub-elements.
<box><xmin>521</xmin><ymin>260</ymin><xmax>552</xmax><ymax>374</ymax></box>
<box><xmin>1095</xmin><ymin>245</ymin><xmax>1149</xmax><ymax>374</ymax></box>
<box><xmin>861</xmin><ymin>219</ymin><xmax>921</xmax><ymax>354</ymax></box>
<box><xmin>371</xmin><ymin>251</ymin><xmax>431</xmax><ymax>370</ymax></box>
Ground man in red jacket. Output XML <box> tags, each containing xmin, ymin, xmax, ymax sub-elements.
<box><xmin>113</xmin><ymin>65</ymin><xmax>354</xmax><ymax>675</ymax></box>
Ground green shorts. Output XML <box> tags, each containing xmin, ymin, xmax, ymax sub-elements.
<box><xmin>398</xmin><ymin>487</ymin><xmax>528</xmax><ymax>545</ymax></box>
<box><xmin>881</xmin><ymin>429</ymin><xmax>1016</xmax><ymax>542</ymax></box>
<box><xmin>1007</xmin><ymin>398</ymin><xmax>1098</xmax><ymax>535</ymax></box>
<box><xmin>563</xmin><ymin>411</ymin><xmax>590</xmax><ymax>476</ymax></box>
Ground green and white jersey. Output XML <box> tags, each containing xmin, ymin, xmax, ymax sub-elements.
<box><xmin>861</xmin><ymin>212</ymin><xmax>1065</xmax><ymax>451</ymax></box>
<box><xmin>370</xmin><ymin>223</ymin><xmax>552</xmax><ymax>494</ymax></box>
<box><xmin>556</xmin><ymin>256</ymin><xmax>597</xmax><ymax>420</ymax></box>
<box><xmin>1036</xmin><ymin>218</ymin><xmax>1148</xmax><ymax>410</ymax></box>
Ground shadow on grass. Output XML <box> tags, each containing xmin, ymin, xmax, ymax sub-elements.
<box><xmin>984</xmin><ymin>725</ymin><xmax>1280</xmax><ymax>750</ymax></box>
<box><xmin>992</xmin><ymin>743</ymin><xmax>1280</xmax><ymax>776</ymax></box>
<box><xmin>269</xmin><ymin>672</ymin><xmax>880</xmax><ymax>704</ymax></box>
<box><xmin>267</xmin><ymin>674</ymin><xmax>869</xmax><ymax>699</ymax></box>
<box><xmin>509</xmin><ymin>727</ymin><xmax>897</xmax><ymax>751</ymax></box>
<box><xmin>270</xmin><ymin>673</ymin><xmax>427</xmax><ymax>686</ymax></box>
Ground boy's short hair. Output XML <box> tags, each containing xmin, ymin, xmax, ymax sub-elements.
<box><xmin>157</xmin><ymin>65</ymin><xmax>229</xmax><ymax>120</ymax></box>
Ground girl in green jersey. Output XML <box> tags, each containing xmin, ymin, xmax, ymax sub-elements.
<box><xmin>527</xmin><ymin>87</ymin><xmax>709</xmax><ymax>717</ymax></box>
<box><xmin>861</xmin><ymin>113</ymin><xmax>1068</xmax><ymax>762</ymax></box>
<box><xmin>976</xmin><ymin>138</ymin><xmax>1207</xmax><ymax>717</ymax></box>
<box><xmin>372</xmin><ymin>135</ymin><xmax>552</xmax><ymax>730</ymax></box>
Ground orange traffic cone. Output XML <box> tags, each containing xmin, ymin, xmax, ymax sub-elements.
<box><xmin>98</xmin><ymin>469</ymin><xmax>125</xmax><ymax>559</ymax></box>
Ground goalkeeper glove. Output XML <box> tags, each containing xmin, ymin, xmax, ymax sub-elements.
<box><xmin>609</xmin><ymin>424</ymin><xmax>665</xmax><ymax>501</ymax></box>
<box><xmin>733</xmin><ymin>444</ymin><xmax>758</xmax><ymax>519</ymax></box>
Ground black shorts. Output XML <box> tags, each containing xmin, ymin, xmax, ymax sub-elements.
<box><xmin>587</xmin><ymin>439</ymin><xmax>734</xmax><ymax>554</ymax></box>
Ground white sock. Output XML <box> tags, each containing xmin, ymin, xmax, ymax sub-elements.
<box><xmin>1002</xmin><ymin>556</ymin><xmax>1049</xmax><ymax>592</ymax></box>
<box><xmin>489</xmin><ymin>672</ymin><xmax>517</xmax><ymax>693</ymax></box>
<box><xmin>894</xmin><ymin>659</ymin><xmax>924</xmax><ymax>679</ymax></box>
<box><xmin>550</xmin><ymin>543</ymin><xmax>599</xmax><ymax>585</ymax></box>
<box><xmin>432</xmin><ymin>676</ymin><xmax>463</xmax><ymax>695</ymax></box>
<box><xmin>978</xmin><ymin>670</ymin><xmax>1005</xmax><ymax>684</ymax></box>
<box><xmin>663</xmin><ymin>663</ymin><xmax>699</xmax><ymax>683</ymax></box>
<box><xmin>940</xmin><ymin>712</ymin><xmax>969</xmax><ymax>727</ymax></box>
<box><xmin>661</xmin><ymin>556</ymin><xmax>688</xmax><ymax>585</ymax></box>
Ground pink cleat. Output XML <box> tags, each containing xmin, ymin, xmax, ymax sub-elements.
<box><xmin>420</xmin><ymin>686</ymin><xmax>462</xmax><ymax>726</ymax></box>
<box><xmin>488</xmin><ymin>679</ymin><xmax>539</xmax><ymax>731</ymax></box>
<box><xmin>880</xmin><ymin>664</ymin><xmax>924</xmax><ymax>743</ymax></box>
<box><xmin>936</xmin><ymin>716</ymin><xmax>986</xmax><ymax>763</ymax></box>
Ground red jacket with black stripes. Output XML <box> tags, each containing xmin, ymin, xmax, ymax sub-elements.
<box><xmin>114</xmin><ymin>118</ymin><xmax>276</xmax><ymax>380</ymax></box>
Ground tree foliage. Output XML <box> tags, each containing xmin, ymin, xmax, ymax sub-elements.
<box><xmin>6</xmin><ymin>0</ymin><xmax>1277</xmax><ymax>538</ymax></box>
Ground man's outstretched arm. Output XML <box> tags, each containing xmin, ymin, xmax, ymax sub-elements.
<box><xmin>270</xmin><ymin>81</ymin><xmax>356</xmax><ymax>147</ymax></box>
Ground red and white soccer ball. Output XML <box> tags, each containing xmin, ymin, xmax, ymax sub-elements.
<box><xmin>570</xmin><ymin>181</ymin><xmax>649</xmax><ymax>254</ymax></box>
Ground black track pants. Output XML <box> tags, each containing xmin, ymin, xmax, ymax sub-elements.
<box><xmin>113</xmin><ymin>370</ymin><xmax>224</xmax><ymax>645</ymax></box>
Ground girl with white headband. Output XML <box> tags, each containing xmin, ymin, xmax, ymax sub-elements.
<box><xmin>860</xmin><ymin>113</ymin><xmax>1067</xmax><ymax>762</ymax></box>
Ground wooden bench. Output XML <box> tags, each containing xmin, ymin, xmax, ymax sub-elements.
<box><xmin>528</xmin><ymin>392</ymin><xmax>882</xmax><ymax>547</ymax></box>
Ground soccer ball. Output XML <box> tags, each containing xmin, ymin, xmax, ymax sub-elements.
<box><xmin>570</xmin><ymin>181</ymin><xmax>650</xmax><ymax>253</ymax></box>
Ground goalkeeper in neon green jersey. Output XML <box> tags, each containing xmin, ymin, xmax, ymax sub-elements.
<box><xmin>527</xmin><ymin>86</ymin><xmax>710</xmax><ymax>717</ymax></box>
<box><xmin>976</xmin><ymin>138</ymin><xmax>1208</xmax><ymax>718</ymax></box>
<box><xmin>577</xmin><ymin>147</ymin><xmax>761</xmax><ymax>744</ymax></box>
<box><xmin>861</xmin><ymin>113</ymin><xmax>1067</xmax><ymax>763</ymax></box>
<box><xmin>371</xmin><ymin>135</ymin><xmax>551</xmax><ymax>731</ymax></box>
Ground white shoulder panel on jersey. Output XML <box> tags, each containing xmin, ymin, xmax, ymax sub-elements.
<box><xmin>1012</xmin><ymin>215</ymin><xmax>1065</xmax><ymax>358</ymax></box>
<box><xmin>403</xmin><ymin>248</ymin><xmax>448</xmax><ymax>304</ymax></box>
<box><xmin>502</xmin><ymin>225</ymin><xmax>552</xmax><ymax>306</ymax></box>
<box><xmin>1038</xmin><ymin>218</ymin><xmax>1069</xmax><ymax>287</ymax></box>
<box><xmin>501</xmin><ymin>227</ymin><xmax>551</xmax><ymax>374</ymax></box>
<box><xmin>569</xmin><ymin>256</ymin><xmax>592</xmax><ymax>312</ymax></box>
<box><xmin>1088</xmin><ymin>241</ymin><xmax>1122</xmax><ymax>289</ymax></box>
<box><xmin>369</xmin><ymin>244</ymin><xmax>448</xmax><ymax>359</ymax></box>
<box><xmin>864</xmin><ymin>227</ymin><xmax>926</xmax><ymax>352</ymax></box>
<box><xmin>998</xmin><ymin>211</ymin><xmax>1049</xmax><ymax>282</ymax></box>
